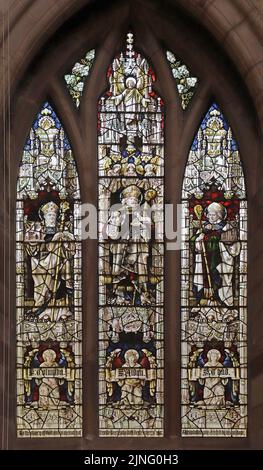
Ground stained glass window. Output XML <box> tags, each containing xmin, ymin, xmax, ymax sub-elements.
<box><xmin>181</xmin><ymin>103</ymin><xmax>247</xmax><ymax>437</ymax></box>
<box><xmin>65</xmin><ymin>49</ymin><xmax>95</xmax><ymax>108</ymax></box>
<box><xmin>98</xmin><ymin>32</ymin><xmax>164</xmax><ymax>437</ymax></box>
<box><xmin>16</xmin><ymin>102</ymin><xmax>82</xmax><ymax>437</ymax></box>
<box><xmin>166</xmin><ymin>51</ymin><xmax>198</xmax><ymax>109</ymax></box>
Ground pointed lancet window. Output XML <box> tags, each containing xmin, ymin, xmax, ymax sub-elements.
<box><xmin>16</xmin><ymin>102</ymin><xmax>82</xmax><ymax>437</ymax></box>
<box><xmin>181</xmin><ymin>103</ymin><xmax>247</xmax><ymax>437</ymax></box>
<box><xmin>98</xmin><ymin>33</ymin><xmax>164</xmax><ymax>437</ymax></box>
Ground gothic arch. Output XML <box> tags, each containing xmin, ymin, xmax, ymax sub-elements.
<box><xmin>2</xmin><ymin>1</ymin><xmax>263</xmax><ymax>124</ymax></box>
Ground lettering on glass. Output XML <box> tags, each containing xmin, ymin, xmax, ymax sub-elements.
<box><xmin>181</xmin><ymin>103</ymin><xmax>247</xmax><ymax>437</ymax></box>
<box><xmin>98</xmin><ymin>33</ymin><xmax>164</xmax><ymax>437</ymax></box>
<box><xmin>16</xmin><ymin>102</ymin><xmax>82</xmax><ymax>437</ymax></box>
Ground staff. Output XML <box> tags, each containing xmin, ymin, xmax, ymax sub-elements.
<box><xmin>50</xmin><ymin>201</ymin><xmax>70</xmax><ymax>306</ymax></box>
<box><xmin>194</xmin><ymin>204</ymin><xmax>213</xmax><ymax>300</ymax></box>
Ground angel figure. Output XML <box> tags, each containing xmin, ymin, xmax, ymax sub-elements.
<box><xmin>118</xmin><ymin>349</ymin><xmax>145</xmax><ymax>406</ymax></box>
<box><xmin>201</xmin><ymin>349</ymin><xmax>228</xmax><ymax>406</ymax></box>
<box><xmin>108</xmin><ymin>56</ymin><xmax>153</xmax><ymax>113</ymax></box>
<box><xmin>23</xmin><ymin>346</ymin><xmax>75</xmax><ymax>409</ymax></box>
<box><xmin>105</xmin><ymin>348</ymin><xmax>157</xmax><ymax>407</ymax></box>
<box><xmin>188</xmin><ymin>346</ymin><xmax>239</xmax><ymax>408</ymax></box>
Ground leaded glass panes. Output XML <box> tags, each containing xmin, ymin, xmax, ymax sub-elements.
<box><xmin>65</xmin><ymin>49</ymin><xmax>95</xmax><ymax>108</ymax></box>
<box><xmin>16</xmin><ymin>102</ymin><xmax>82</xmax><ymax>437</ymax></box>
<box><xmin>98</xmin><ymin>33</ymin><xmax>164</xmax><ymax>437</ymax></box>
<box><xmin>181</xmin><ymin>103</ymin><xmax>247</xmax><ymax>437</ymax></box>
<box><xmin>166</xmin><ymin>51</ymin><xmax>198</xmax><ymax>109</ymax></box>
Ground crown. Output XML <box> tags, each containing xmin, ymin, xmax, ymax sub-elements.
<box><xmin>39</xmin><ymin>201</ymin><xmax>59</xmax><ymax>218</ymax></box>
<box><xmin>121</xmin><ymin>185</ymin><xmax>141</xmax><ymax>201</ymax></box>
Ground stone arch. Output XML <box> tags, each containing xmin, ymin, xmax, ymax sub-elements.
<box><xmin>1</xmin><ymin>0</ymin><xmax>262</xmax><ymax>449</ymax></box>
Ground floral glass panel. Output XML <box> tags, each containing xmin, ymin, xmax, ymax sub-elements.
<box><xmin>65</xmin><ymin>49</ymin><xmax>95</xmax><ymax>108</ymax></box>
<box><xmin>166</xmin><ymin>51</ymin><xmax>198</xmax><ymax>109</ymax></box>
<box><xmin>181</xmin><ymin>103</ymin><xmax>247</xmax><ymax>437</ymax></box>
<box><xmin>16</xmin><ymin>102</ymin><xmax>82</xmax><ymax>437</ymax></box>
<box><xmin>98</xmin><ymin>33</ymin><xmax>164</xmax><ymax>437</ymax></box>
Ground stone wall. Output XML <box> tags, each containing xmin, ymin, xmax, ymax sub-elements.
<box><xmin>0</xmin><ymin>0</ymin><xmax>262</xmax><ymax>449</ymax></box>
